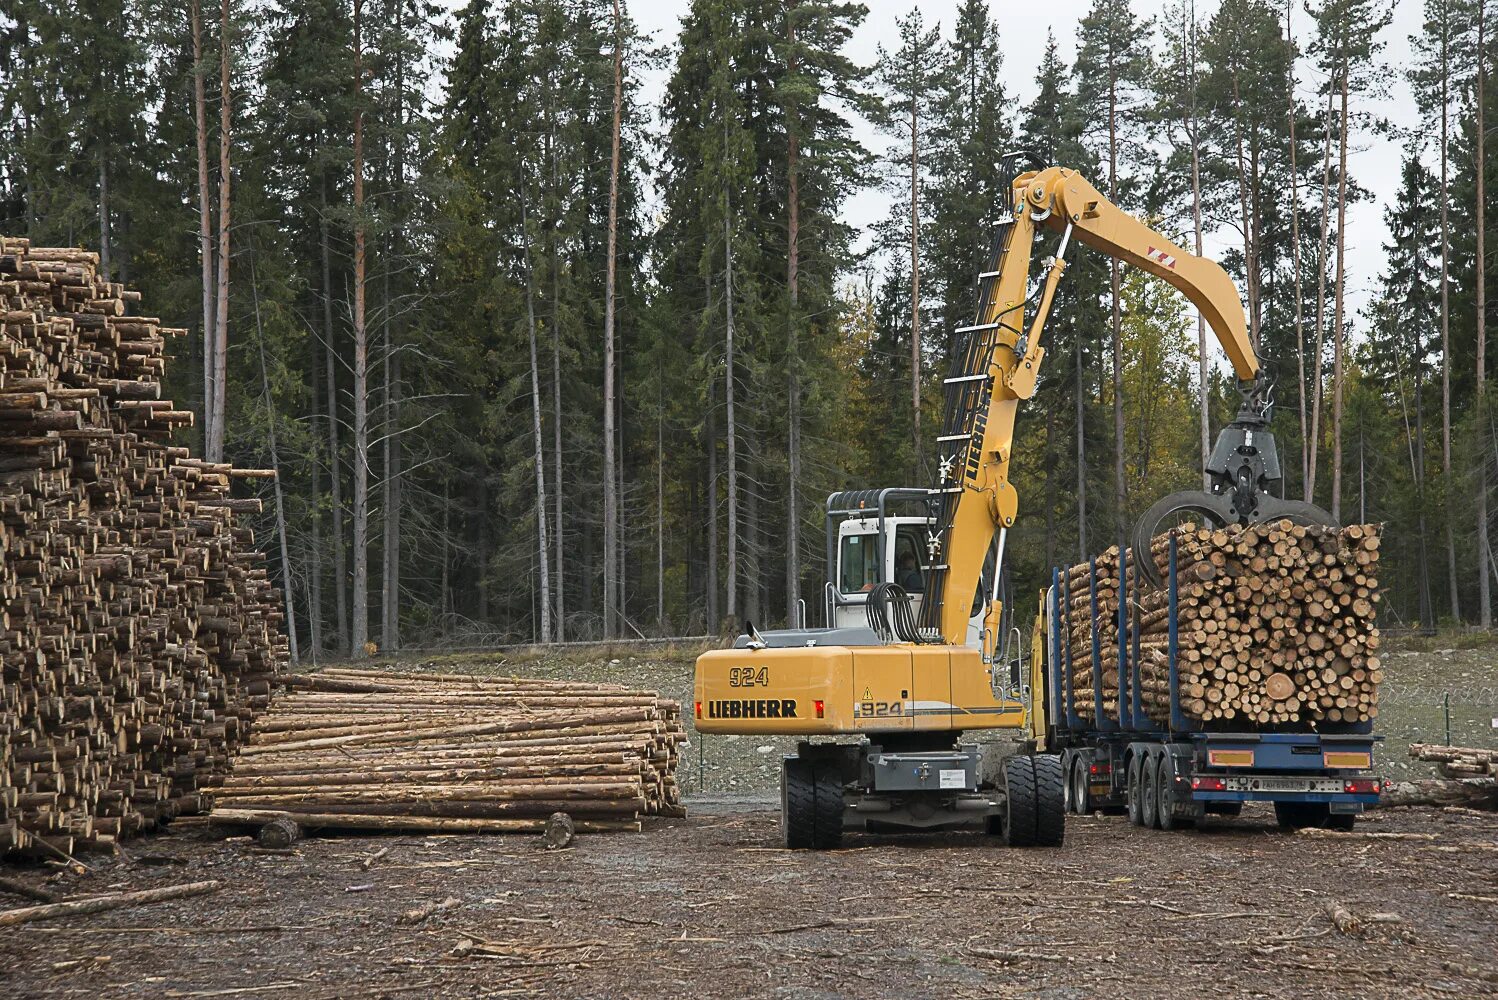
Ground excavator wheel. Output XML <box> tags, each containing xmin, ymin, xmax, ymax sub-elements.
<box><xmin>782</xmin><ymin>757</ymin><xmax>843</xmax><ymax>850</ymax></box>
<box><xmin>995</xmin><ymin>755</ymin><xmax>1065</xmax><ymax>847</ymax></box>
<box><xmin>1032</xmin><ymin>754</ymin><xmax>1066</xmax><ymax>846</ymax></box>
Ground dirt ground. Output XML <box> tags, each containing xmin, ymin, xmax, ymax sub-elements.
<box><xmin>1</xmin><ymin>801</ymin><xmax>1496</xmax><ymax>1000</ymax></box>
<box><xmin>3</xmin><ymin>636</ymin><xmax>1497</xmax><ymax>1000</ymax></box>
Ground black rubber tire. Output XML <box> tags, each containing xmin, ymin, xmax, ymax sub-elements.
<box><xmin>1155</xmin><ymin>755</ymin><xmax>1175</xmax><ymax>831</ymax></box>
<box><xmin>1062</xmin><ymin>756</ymin><xmax>1077</xmax><ymax>814</ymax></box>
<box><xmin>1141</xmin><ymin>753</ymin><xmax>1160</xmax><ymax>829</ymax></box>
<box><xmin>1325</xmin><ymin>812</ymin><xmax>1356</xmax><ymax>832</ymax></box>
<box><xmin>1070</xmin><ymin>759</ymin><xmax>1090</xmax><ymax>815</ymax></box>
<box><xmin>1274</xmin><ymin>801</ymin><xmax>1332</xmax><ymax>830</ymax></box>
<box><xmin>1032</xmin><ymin>754</ymin><xmax>1066</xmax><ymax>847</ymax></box>
<box><xmin>1126</xmin><ymin>755</ymin><xmax>1144</xmax><ymax>826</ymax></box>
<box><xmin>810</xmin><ymin>764</ymin><xmax>845</xmax><ymax>849</ymax></box>
<box><xmin>1001</xmin><ymin>755</ymin><xmax>1039</xmax><ymax>847</ymax></box>
<box><xmin>783</xmin><ymin>758</ymin><xmax>816</xmax><ymax>849</ymax></box>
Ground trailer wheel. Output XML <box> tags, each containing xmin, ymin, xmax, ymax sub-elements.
<box><xmin>1141</xmin><ymin>753</ymin><xmax>1160</xmax><ymax>829</ymax></box>
<box><xmin>1062</xmin><ymin>754</ymin><xmax>1077</xmax><ymax>814</ymax></box>
<box><xmin>1156</xmin><ymin>755</ymin><xmax>1193</xmax><ymax>831</ymax></box>
<box><xmin>1070</xmin><ymin>758</ymin><xmax>1091</xmax><ymax>815</ymax></box>
<box><xmin>999</xmin><ymin>755</ymin><xmax>1039</xmax><ymax>847</ymax></box>
<box><xmin>1126</xmin><ymin>755</ymin><xmax>1144</xmax><ymax>826</ymax></box>
<box><xmin>1032</xmin><ymin>755</ymin><xmax>1066</xmax><ymax>847</ymax></box>
<box><xmin>810</xmin><ymin>764</ymin><xmax>845</xmax><ymax>850</ymax></box>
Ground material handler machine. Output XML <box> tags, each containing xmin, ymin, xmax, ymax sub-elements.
<box><xmin>694</xmin><ymin>163</ymin><xmax>1378</xmax><ymax>848</ymax></box>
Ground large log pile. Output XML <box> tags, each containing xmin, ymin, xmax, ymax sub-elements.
<box><xmin>207</xmin><ymin>668</ymin><xmax>685</xmax><ymax>834</ymax></box>
<box><xmin>1</xmin><ymin>238</ymin><xmax>288</xmax><ymax>858</ymax></box>
<box><xmin>1410</xmin><ymin>744</ymin><xmax>1498</xmax><ymax>779</ymax></box>
<box><xmin>1061</xmin><ymin>521</ymin><xmax>1382</xmax><ymax>728</ymax></box>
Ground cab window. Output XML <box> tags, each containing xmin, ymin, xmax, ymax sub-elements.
<box><xmin>893</xmin><ymin>525</ymin><xmax>926</xmax><ymax>593</ymax></box>
<box><xmin>839</xmin><ymin>533</ymin><xmax>878</xmax><ymax>593</ymax></box>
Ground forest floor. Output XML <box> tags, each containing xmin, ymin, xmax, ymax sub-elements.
<box><xmin>3</xmin><ymin>634</ymin><xmax>1497</xmax><ymax>1000</ymax></box>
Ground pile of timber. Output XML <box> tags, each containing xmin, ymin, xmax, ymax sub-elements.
<box><xmin>1062</xmin><ymin>521</ymin><xmax>1382</xmax><ymax>728</ymax></box>
<box><xmin>207</xmin><ymin>668</ymin><xmax>685</xmax><ymax>835</ymax></box>
<box><xmin>1410</xmin><ymin>743</ymin><xmax>1498</xmax><ymax>779</ymax></box>
<box><xmin>1</xmin><ymin>237</ymin><xmax>288</xmax><ymax>859</ymax></box>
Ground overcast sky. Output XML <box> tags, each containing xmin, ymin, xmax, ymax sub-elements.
<box><xmin>627</xmin><ymin>0</ymin><xmax>1427</xmax><ymax>351</ymax></box>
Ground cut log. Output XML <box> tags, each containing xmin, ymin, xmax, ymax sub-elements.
<box><xmin>0</xmin><ymin>880</ymin><xmax>223</xmax><ymax>927</ymax></box>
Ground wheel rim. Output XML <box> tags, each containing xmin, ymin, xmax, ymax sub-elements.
<box><xmin>1156</xmin><ymin>758</ymin><xmax>1173</xmax><ymax>829</ymax></box>
<box><xmin>1142</xmin><ymin>762</ymin><xmax>1157</xmax><ymax>827</ymax></box>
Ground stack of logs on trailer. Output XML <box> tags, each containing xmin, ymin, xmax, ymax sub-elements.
<box><xmin>1062</xmin><ymin>521</ymin><xmax>1382</xmax><ymax>728</ymax></box>
<box><xmin>208</xmin><ymin>668</ymin><xmax>685</xmax><ymax>835</ymax></box>
<box><xmin>0</xmin><ymin>237</ymin><xmax>289</xmax><ymax>859</ymax></box>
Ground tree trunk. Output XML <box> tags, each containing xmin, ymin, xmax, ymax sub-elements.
<box><xmin>321</xmin><ymin>178</ymin><xmax>348</xmax><ymax>654</ymax></box>
<box><xmin>1189</xmin><ymin>9</ymin><xmax>1209</xmax><ymax>489</ymax></box>
<box><xmin>250</xmin><ymin>254</ymin><xmax>298</xmax><ymax>664</ymax></box>
<box><xmin>350</xmin><ymin>0</ymin><xmax>369</xmax><ymax>656</ymax></box>
<box><xmin>193</xmin><ymin>0</ymin><xmax>215</xmax><ymax>456</ymax></box>
<box><xmin>309</xmin><ymin>399</ymin><xmax>323</xmax><ymax>659</ymax></box>
<box><xmin>96</xmin><ymin>151</ymin><xmax>110</xmax><ymax>279</ymax></box>
<box><xmin>521</xmin><ymin>191</ymin><xmax>551</xmax><ymax>644</ymax></box>
<box><xmin>706</xmin><ymin>384</ymin><xmax>719</xmax><ymax>631</ymax></box>
<box><xmin>207</xmin><ymin>0</ymin><xmax>232</xmax><ymax>465</ymax></box>
<box><xmin>785</xmin><ymin>4</ymin><xmax>802</xmax><ymax>628</ymax></box>
<box><xmin>1075</xmin><ymin>325</ymin><xmax>1087</xmax><ymax>561</ymax></box>
<box><xmin>1287</xmin><ymin>0</ymin><xmax>1309</xmax><ymax>496</ymax></box>
<box><xmin>656</xmin><ymin>371</ymin><xmax>665</xmax><ymax>629</ymax></box>
<box><xmin>1477</xmin><ymin>1</ymin><xmax>1491</xmax><ymax>627</ymax></box>
<box><xmin>1229</xmin><ymin>70</ymin><xmax>1259</xmax><ymax>351</ymax></box>
<box><xmin>724</xmin><ymin>187</ymin><xmax>739</xmax><ymax>625</ymax></box>
<box><xmin>549</xmin><ymin>112</ymin><xmax>565</xmax><ymax>643</ymax></box>
<box><xmin>1308</xmin><ymin>76</ymin><xmax>1336</xmax><ymax>502</ymax></box>
<box><xmin>910</xmin><ymin>78</ymin><xmax>922</xmax><ymax>479</ymax></box>
<box><xmin>1330</xmin><ymin>60</ymin><xmax>1349</xmax><ymax>524</ymax></box>
<box><xmin>602</xmin><ymin>0</ymin><xmax>622</xmax><ymax>640</ymax></box>
<box><xmin>381</xmin><ymin>0</ymin><xmax>405</xmax><ymax>656</ymax></box>
<box><xmin>1108</xmin><ymin>68</ymin><xmax>1126</xmax><ymax>537</ymax></box>
<box><xmin>1438</xmin><ymin>8</ymin><xmax>1460</xmax><ymax>621</ymax></box>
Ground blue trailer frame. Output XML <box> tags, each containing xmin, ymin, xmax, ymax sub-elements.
<box><xmin>1045</xmin><ymin>531</ymin><xmax>1381</xmax><ymax>827</ymax></box>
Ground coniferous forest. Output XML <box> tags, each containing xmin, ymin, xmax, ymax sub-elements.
<box><xmin>2</xmin><ymin>0</ymin><xmax>1494</xmax><ymax>656</ymax></box>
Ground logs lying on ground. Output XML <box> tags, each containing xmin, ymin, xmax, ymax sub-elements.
<box><xmin>1410</xmin><ymin>744</ymin><xmax>1498</xmax><ymax>779</ymax></box>
<box><xmin>207</xmin><ymin>668</ymin><xmax>685</xmax><ymax>835</ymax></box>
<box><xmin>1</xmin><ymin>238</ymin><xmax>288</xmax><ymax>859</ymax></box>
<box><xmin>1062</xmin><ymin>521</ymin><xmax>1381</xmax><ymax>728</ymax></box>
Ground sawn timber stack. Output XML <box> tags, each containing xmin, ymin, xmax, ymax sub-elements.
<box><xmin>0</xmin><ymin>237</ymin><xmax>290</xmax><ymax>859</ymax></box>
<box><xmin>1062</xmin><ymin>521</ymin><xmax>1382</xmax><ymax>728</ymax></box>
<box><xmin>208</xmin><ymin>668</ymin><xmax>685</xmax><ymax>835</ymax></box>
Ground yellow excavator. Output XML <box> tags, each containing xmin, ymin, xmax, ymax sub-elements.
<box><xmin>694</xmin><ymin>162</ymin><xmax>1332</xmax><ymax>848</ymax></box>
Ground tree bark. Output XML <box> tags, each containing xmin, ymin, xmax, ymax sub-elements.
<box><xmin>250</xmin><ymin>255</ymin><xmax>299</xmax><ymax>664</ymax></box>
<box><xmin>602</xmin><ymin>0</ymin><xmax>622</xmax><ymax>640</ymax></box>
<box><xmin>381</xmin><ymin>0</ymin><xmax>405</xmax><ymax>655</ymax></box>
<box><xmin>1108</xmin><ymin>63</ymin><xmax>1126</xmax><ymax>537</ymax></box>
<box><xmin>1438</xmin><ymin>5</ymin><xmax>1459</xmax><ymax>620</ymax></box>
<box><xmin>549</xmin><ymin>108</ymin><xmax>565</xmax><ymax>643</ymax></box>
<box><xmin>785</xmin><ymin>2</ymin><xmax>802</xmax><ymax>627</ymax></box>
<box><xmin>350</xmin><ymin>0</ymin><xmax>369</xmax><ymax>655</ymax></box>
<box><xmin>910</xmin><ymin>63</ymin><xmax>922</xmax><ymax>480</ymax></box>
<box><xmin>1477</xmin><ymin>1</ymin><xmax>1490</xmax><ymax>627</ymax></box>
<box><xmin>724</xmin><ymin>184</ymin><xmax>739</xmax><ymax>625</ymax></box>
<box><xmin>193</xmin><ymin>0</ymin><xmax>215</xmax><ymax>456</ymax></box>
<box><xmin>1287</xmin><ymin>0</ymin><xmax>1309</xmax><ymax>496</ymax></box>
<box><xmin>96</xmin><ymin>151</ymin><xmax>110</xmax><ymax>279</ymax></box>
<box><xmin>321</xmin><ymin>178</ymin><xmax>348</xmax><ymax>654</ymax></box>
<box><xmin>1076</xmin><ymin>325</ymin><xmax>1088</xmax><ymax>561</ymax></box>
<box><xmin>1308</xmin><ymin>74</ymin><xmax>1336</xmax><ymax>503</ymax></box>
<box><xmin>1190</xmin><ymin>4</ymin><xmax>1209</xmax><ymax>489</ymax></box>
<box><xmin>208</xmin><ymin>0</ymin><xmax>231</xmax><ymax>464</ymax></box>
<box><xmin>521</xmin><ymin>192</ymin><xmax>552</xmax><ymax>644</ymax></box>
<box><xmin>1330</xmin><ymin>59</ymin><xmax>1349</xmax><ymax>524</ymax></box>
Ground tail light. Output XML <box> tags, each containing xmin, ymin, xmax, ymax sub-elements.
<box><xmin>695</xmin><ymin>701</ymin><xmax>702</xmax><ymax>719</ymax></box>
<box><xmin>1343</xmin><ymin>778</ymin><xmax>1379</xmax><ymax>795</ymax></box>
<box><xmin>814</xmin><ymin>700</ymin><xmax>825</xmax><ymax>719</ymax></box>
<box><xmin>1192</xmin><ymin>776</ymin><xmax>1227</xmax><ymax>791</ymax></box>
<box><xmin>1089</xmin><ymin>762</ymin><xmax>1111</xmax><ymax>776</ymax></box>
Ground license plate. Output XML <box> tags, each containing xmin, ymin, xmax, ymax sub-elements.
<box><xmin>1227</xmin><ymin>776</ymin><xmax>1340</xmax><ymax>793</ymax></box>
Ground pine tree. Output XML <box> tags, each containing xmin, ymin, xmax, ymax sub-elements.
<box><xmin>1075</xmin><ymin>0</ymin><xmax>1153</xmax><ymax>540</ymax></box>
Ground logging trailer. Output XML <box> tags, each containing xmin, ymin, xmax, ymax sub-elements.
<box><xmin>693</xmin><ymin>162</ymin><xmax>1380</xmax><ymax>848</ymax></box>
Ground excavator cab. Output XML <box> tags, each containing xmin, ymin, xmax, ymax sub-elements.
<box><xmin>822</xmin><ymin>489</ymin><xmax>991</xmax><ymax>650</ymax></box>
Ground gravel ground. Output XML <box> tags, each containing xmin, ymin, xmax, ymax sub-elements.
<box><xmin>2</xmin><ymin>634</ymin><xmax>1495</xmax><ymax>1000</ymax></box>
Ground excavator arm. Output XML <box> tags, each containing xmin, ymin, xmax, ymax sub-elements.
<box><xmin>921</xmin><ymin>166</ymin><xmax>1329</xmax><ymax>644</ymax></box>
